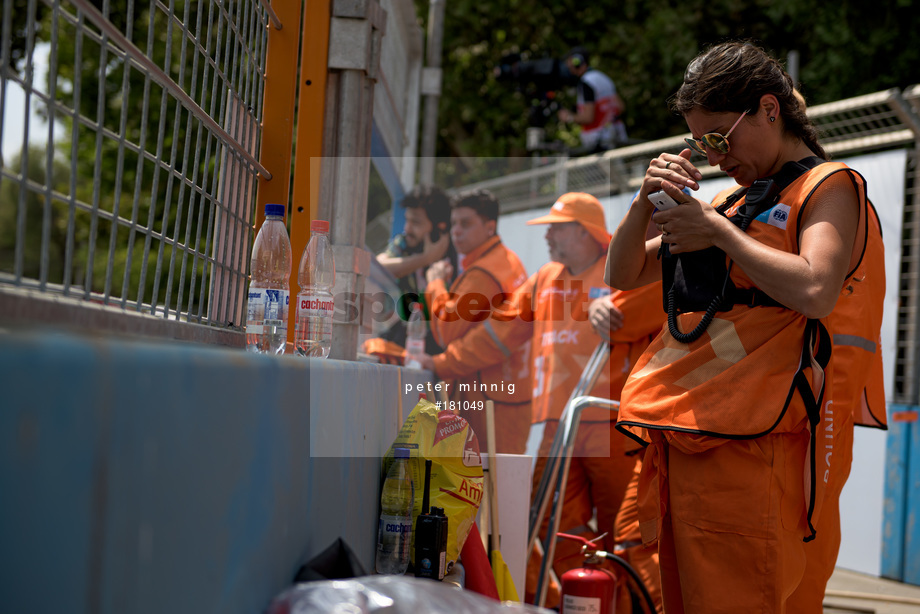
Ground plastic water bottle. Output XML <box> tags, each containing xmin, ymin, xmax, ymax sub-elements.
<box><xmin>246</xmin><ymin>203</ymin><xmax>291</xmax><ymax>354</ymax></box>
<box><xmin>404</xmin><ymin>302</ymin><xmax>425</xmax><ymax>369</ymax></box>
<box><xmin>295</xmin><ymin>220</ymin><xmax>335</xmax><ymax>358</ymax></box>
<box><xmin>376</xmin><ymin>447</ymin><xmax>415</xmax><ymax>575</ymax></box>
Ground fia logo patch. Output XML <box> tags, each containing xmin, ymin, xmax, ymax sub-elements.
<box><xmin>757</xmin><ymin>203</ymin><xmax>791</xmax><ymax>230</ymax></box>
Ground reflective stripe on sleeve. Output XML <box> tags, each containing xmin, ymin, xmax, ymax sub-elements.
<box><xmin>833</xmin><ymin>333</ymin><xmax>877</xmax><ymax>353</ymax></box>
<box><xmin>483</xmin><ymin>320</ymin><xmax>512</xmax><ymax>358</ymax></box>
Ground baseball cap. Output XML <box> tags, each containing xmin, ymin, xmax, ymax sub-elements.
<box><xmin>565</xmin><ymin>47</ymin><xmax>588</xmax><ymax>67</ymax></box>
<box><xmin>526</xmin><ymin>192</ymin><xmax>611</xmax><ymax>245</ymax></box>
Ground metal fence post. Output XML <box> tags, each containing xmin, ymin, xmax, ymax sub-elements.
<box><xmin>418</xmin><ymin>0</ymin><xmax>444</xmax><ymax>185</ymax></box>
<box><xmin>321</xmin><ymin>0</ymin><xmax>387</xmax><ymax>360</ymax></box>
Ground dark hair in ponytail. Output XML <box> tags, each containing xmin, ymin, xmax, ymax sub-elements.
<box><xmin>671</xmin><ymin>41</ymin><xmax>827</xmax><ymax>160</ymax></box>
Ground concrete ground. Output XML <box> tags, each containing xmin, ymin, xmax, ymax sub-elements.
<box><xmin>824</xmin><ymin>568</ymin><xmax>920</xmax><ymax>613</ymax></box>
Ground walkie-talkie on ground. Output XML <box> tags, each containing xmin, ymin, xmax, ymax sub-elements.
<box><xmin>414</xmin><ymin>459</ymin><xmax>448</xmax><ymax>580</ymax></box>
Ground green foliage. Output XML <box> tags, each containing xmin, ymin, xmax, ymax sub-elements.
<box><xmin>0</xmin><ymin>147</ymin><xmax>71</xmax><ymax>284</ymax></box>
<box><xmin>5</xmin><ymin>0</ymin><xmax>50</xmax><ymax>76</ymax></box>
<box><xmin>417</xmin><ymin>0</ymin><xmax>920</xmax><ymax>159</ymax></box>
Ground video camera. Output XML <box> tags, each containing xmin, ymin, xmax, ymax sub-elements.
<box><xmin>493</xmin><ymin>53</ymin><xmax>580</xmax><ymax>128</ymax></box>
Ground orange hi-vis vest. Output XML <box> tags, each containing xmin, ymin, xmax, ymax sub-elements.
<box><xmin>528</xmin><ymin>259</ymin><xmax>614</xmax><ymax>423</ymax></box>
<box><xmin>618</xmin><ymin>162</ymin><xmax>872</xmax><ymax>539</ymax></box>
<box><xmin>827</xmin><ymin>200</ymin><xmax>887</xmax><ymax>429</ymax></box>
<box><xmin>706</xmin><ymin>167</ymin><xmax>887</xmax><ymax>430</ymax></box>
<box><xmin>525</xmin><ymin>260</ymin><xmax>663</xmax><ymax>424</ymax></box>
<box><xmin>433</xmin><ymin>256</ymin><xmax>664</xmax><ymax>424</ymax></box>
<box><xmin>426</xmin><ymin>236</ymin><xmax>530</xmax><ymax>405</ymax></box>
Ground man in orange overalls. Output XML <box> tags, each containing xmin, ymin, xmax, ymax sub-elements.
<box><xmin>423</xmin><ymin>189</ymin><xmax>532</xmax><ymax>453</ymax></box>
<box><xmin>421</xmin><ymin>193</ymin><xmax>664</xmax><ymax>606</ymax></box>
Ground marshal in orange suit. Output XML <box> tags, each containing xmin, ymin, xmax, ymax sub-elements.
<box><xmin>423</xmin><ymin>189</ymin><xmax>531</xmax><ymax>453</ymax></box>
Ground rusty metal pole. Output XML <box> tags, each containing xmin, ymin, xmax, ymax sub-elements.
<box><xmin>322</xmin><ymin>0</ymin><xmax>387</xmax><ymax>360</ymax></box>
<box><xmin>417</xmin><ymin>0</ymin><xmax>444</xmax><ymax>185</ymax></box>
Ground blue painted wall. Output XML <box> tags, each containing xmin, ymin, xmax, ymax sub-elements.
<box><xmin>882</xmin><ymin>404</ymin><xmax>920</xmax><ymax>585</ymax></box>
<box><xmin>0</xmin><ymin>330</ymin><xmax>429</xmax><ymax>614</ymax></box>
<box><xmin>370</xmin><ymin>122</ymin><xmax>408</xmax><ymax>241</ymax></box>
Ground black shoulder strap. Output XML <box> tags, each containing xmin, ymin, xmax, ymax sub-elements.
<box><xmin>731</xmin><ymin>156</ymin><xmax>826</xmax><ymax>230</ymax></box>
<box><xmin>781</xmin><ymin>155</ymin><xmax>825</xmax><ymax>182</ymax></box>
<box><xmin>713</xmin><ymin>156</ymin><xmax>823</xmax><ymax>217</ymax></box>
<box><xmin>715</xmin><ymin>187</ymin><xmax>747</xmax><ymax>214</ymax></box>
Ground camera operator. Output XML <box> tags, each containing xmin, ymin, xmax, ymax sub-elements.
<box><xmin>557</xmin><ymin>47</ymin><xmax>627</xmax><ymax>153</ymax></box>
<box><xmin>493</xmin><ymin>53</ymin><xmax>580</xmax><ymax>131</ymax></box>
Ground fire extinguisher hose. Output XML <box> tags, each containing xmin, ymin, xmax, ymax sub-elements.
<box><xmin>601</xmin><ymin>551</ymin><xmax>657</xmax><ymax>614</ymax></box>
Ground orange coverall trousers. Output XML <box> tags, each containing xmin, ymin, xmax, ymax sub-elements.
<box><xmin>640</xmin><ymin>429</ymin><xmax>812</xmax><ymax>613</ymax></box>
<box><xmin>787</xmin><ymin>411</ymin><xmax>855</xmax><ymax>612</ymax></box>
<box><xmin>614</xmin><ymin>457</ymin><xmax>663</xmax><ymax>612</ymax></box>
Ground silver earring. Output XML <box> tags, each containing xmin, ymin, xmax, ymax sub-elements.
<box><xmin>769</xmin><ymin>116</ymin><xmax>776</xmax><ymax>122</ymax></box>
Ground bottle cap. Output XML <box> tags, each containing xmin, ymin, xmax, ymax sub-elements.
<box><xmin>311</xmin><ymin>220</ymin><xmax>330</xmax><ymax>233</ymax></box>
<box><xmin>393</xmin><ymin>447</ymin><xmax>411</xmax><ymax>459</ymax></box>
<box><xmin>264</xmin><ymin>203</ymin><xmax>285</xmax><ymax>218</ymax></box>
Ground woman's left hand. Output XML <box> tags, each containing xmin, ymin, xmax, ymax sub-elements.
<box><xmin>651</xmin><ymin>181</ymin><xmax>728</xmax><ymax>254</ymax></box>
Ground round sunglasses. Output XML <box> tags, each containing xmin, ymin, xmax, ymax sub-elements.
<box><xmin>685</xmin><ymin>110</ymin><xmax>748</xmax><ymax>155</ymax></box>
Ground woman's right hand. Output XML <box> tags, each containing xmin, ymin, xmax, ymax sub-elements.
<box><xmin>638</xmin><ymin>148</ymin><xmax>703</xmax><ymax>206</ymax></box>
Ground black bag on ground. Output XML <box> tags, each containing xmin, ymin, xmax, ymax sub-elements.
<box><xmin>293</xmin><ymin>538</ymin><xmax>368</xmax><ymax>583</ymax></box>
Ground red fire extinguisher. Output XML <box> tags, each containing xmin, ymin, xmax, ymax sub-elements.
<box><xmin>557</xmin><ymin>533</ymin><xmax>621</xmax><ymax>614</ymax></box>
<box><xmin>556</xmin><ymin>533</ymin><xmax>658</xmax><ymax>614</ymax></box>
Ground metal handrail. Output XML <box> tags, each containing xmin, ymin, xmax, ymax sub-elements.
<box><xmin>807</xmin><ymin>88</ymin><xmax>904</xmax><ymax>116</ymax></box>
<box><xmin>453</xmin><ymin>86</ymin><xmax>920</xmax><ymax>215</ymax></box>
<box><xmin>532</xmin><ymin>394</ymin><xmax>620</xmax><ymax>608</ymax></box>
<box><xmin>528</xmin><ymin>341</ymin><xmax>611</xmax><ymax>551</ymax></box>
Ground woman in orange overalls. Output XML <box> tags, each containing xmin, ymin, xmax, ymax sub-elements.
<box><xmin>605</xmin><ymin>41</ymin><xmax>879</xmax><ymax>613</ymax></box>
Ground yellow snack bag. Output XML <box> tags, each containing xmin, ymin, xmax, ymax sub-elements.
<box><xmin>382</xmin><ymin>398</ymin><xmax>483</xmax><ymax>569</ymax></box>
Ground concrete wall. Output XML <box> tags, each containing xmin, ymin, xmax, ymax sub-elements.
<box><xmin>0</xmin><ymin>329</ymin><xmax>429</xmax><ymax>614</ymax></box>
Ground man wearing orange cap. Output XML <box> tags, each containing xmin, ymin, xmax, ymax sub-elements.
<box><xmin>420</xmin><ymin>193</ymin><xmax>664</xmax><ymax>605</ymax></box>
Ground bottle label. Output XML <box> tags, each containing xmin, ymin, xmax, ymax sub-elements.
<box><xmin>379</xmin><ymin>514</ymin><xmax>413</xmax><ymax>538</ymax></box>
<box><xmin>405</xmin><ymin>337</ymin><xmax>425</xmax><ymax>369</ymax></box>
<box><xmin>246</xmin><ymin>289</ymin><xmax>289</xmax><ymax>334</ymax></box>
<box><xmin>296</xmin><ymin>292</ymin><xmax>334</xmax><ymax>337</ymax></box>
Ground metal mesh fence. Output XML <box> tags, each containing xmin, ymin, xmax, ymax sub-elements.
<box><xmin>895</xmin><ymin>147</ymin><xmax>920</xmax><ymax>403</ymax></box>
<box><xmin>0</xmin><ymin>0</ymin><xmax>272</xmax><ymax>338</ymax></box>
<box><xmin>897</xmin><ymin>85</ymin><xmax>920</xmax><ymax>403</ymax></box>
